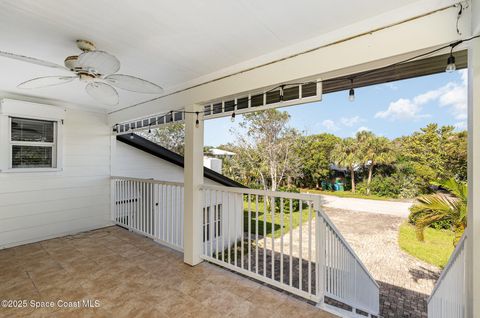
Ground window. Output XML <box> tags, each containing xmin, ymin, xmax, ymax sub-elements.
<box><xmin>10</xmin><ymin>117</ymin><xmax>57</xmax><ymax>169</ymax></box>
<box><xmin>203</xmin><ymin>204</ymin><xmax>222</xmax><ymax>242</ymax></box>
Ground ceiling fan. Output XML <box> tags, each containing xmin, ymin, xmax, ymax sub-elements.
<box><xmin>0</xmin><ymin>39</ymin><xmax>164</xmax><ymax>106</ymax></box>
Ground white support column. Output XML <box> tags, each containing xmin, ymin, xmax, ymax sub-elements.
<box><xmin>183</xmin><ymin>104</ymin><xmax>204</xmax><ymax>266</ymax></box>
<box><xmin>467</xmin><ymin>38</ymin><xmax>480</xmax><ymax>318</ymax></box>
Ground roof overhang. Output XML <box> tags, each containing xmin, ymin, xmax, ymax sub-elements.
<box><xmin>108</xmin><ymin>3</ymin><xmax>472</xmax><ymax>125</ymax></box>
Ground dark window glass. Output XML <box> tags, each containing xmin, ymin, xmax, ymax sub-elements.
<box><xmin>12</xmin><ymin>146</ymin><xmax>53</xmax><ymax>168</ymax></box>
<box><xmin>11</xmin><ymin>118</ymin><xmax>54</xmax><ymax>142</ymax></box>
<box><xmin>224</xmin><ymin>100</ymin><xmax>235</xmax><ymax>112</ymax></box>
<box><xmin>266</xmin><ymin>90</ymin><xmax>281</xmax><ymax>104</ymax></box>
<box><xmin>251</xmin><ymin>94</ymin><xmax>264</xmax><ymax>107</ymax></box>
<box><xmin>204</xmin><ymin>105</ymin><xmax>212</xmax><ymax>116</ymax></box>
<box><xmin>284</xmin><ymin>86</ymin><xmax>300</xmax><ymax>101</ymax></box>
<box><xmin>237</xmin><ymin>97</ymin><xmax>248</xmax><ymax>110</ymax></box>
<box><xmin>301</xmin><ymin>82</ymin><xmax>317</xmax><ymax>98</ymax></box>
<box><xmin>212</xmin><ymin>103</ymin><xmax>223</xmax><ymax>114</ymax></box>
<box><xmin>174</xmin><ymin>112</ymin><xmax>183</xmax><ymax>121</ymax></box>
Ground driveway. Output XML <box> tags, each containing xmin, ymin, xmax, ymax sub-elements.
<box><xmin>318</xmin><ymin>194</ymin><xmax>413</xmax><ymax>218</ymax></box>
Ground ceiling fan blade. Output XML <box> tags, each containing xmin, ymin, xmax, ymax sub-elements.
<box><xmin>85</xmin><ymin>82</ymin><xmax>119</xmax><ymax>106</ymax></box>
<box><xmin>104</xmin><ymin>74</ymin><xmax>164</xmax><ymax>94</ymax></box>
<box><xmin>0</xmin><ymin>50</ymin><xmax>69</xmax><ymax>71</ymax></box>
<box><xmin>18</xmin><ymin>76</ymin><xmax>78</xmax><ymax>89</ymax></box>
<box><xmin>77</xmin><ymin>51</ymin><xmax>120</xmax><ymax>75</ymax></box>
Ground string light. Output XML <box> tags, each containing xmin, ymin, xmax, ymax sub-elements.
<box><xmin>446</xmin><ymin>45</ymin><xmax>457</xmax><ymax>73</ymax></box>
<box><xmin>348</xmin><ymin>79</ymin><xmax>355</xmax><ymax>102</ymax></box>
<box><xmin>231</xmin><ymin>112</ymin><xmax>236</xmax><ymax>122</ymax></box>
<box><xmin>114</xmin><ymin>35</ymin><xmax>480</xmax><ymax>134</ymax></box>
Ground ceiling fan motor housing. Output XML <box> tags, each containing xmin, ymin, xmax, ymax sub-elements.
<box><xmin>64</xmin><ymin>55</ymin><xmax>78</xmax><ymax>70</ymax></box>
<box><xmin>76</xmin><ymin>39</ymin><xmax>96</xmax><ymax>52</ymax></box>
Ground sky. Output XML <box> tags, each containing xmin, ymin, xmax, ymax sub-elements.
<box><xmin>204</xmin><ymin>69</ymin><xmax>468</xmax><ymax>146</ymax></box>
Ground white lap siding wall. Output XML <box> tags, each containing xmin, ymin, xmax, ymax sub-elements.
<box><xmin>0</xmin><ymin>105</ymin><xmax>112</xmax><ymax>248</ymax></box>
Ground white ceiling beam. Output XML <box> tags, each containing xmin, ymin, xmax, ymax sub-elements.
<box><xmin>108</xmin><ymin>5</ymin><xmax>469</xmax><ymax>124</ymax></box>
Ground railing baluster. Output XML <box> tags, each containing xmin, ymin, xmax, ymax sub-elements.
<box><xmin>255</xmin><ymin>194</ymin><xmax>259</xmax><ymax>275</ymax></box>
<box><xmin>271</xmin><ymin>196</ymin><xmax>275</xmax><ymax>280</ymax></box>
<box><xmin>215</xmin><ymin>190</ymin><xmax>219</xmax><ymax>260</ymax></box>
<box><xmin>299</xmin><ymin>199</ymin><xmax>303</xmax><ymax>291</ymax></box>
<box><xmin>280</xmin><ymin>197</ymin><xmax>284</xmax><ymax>285</ymax></box>
<box><xmin>263</xmin><ymin>194</ymin><xmax>267</xmax><ymax>277</ymax></box>
<box><xmin>289</xmin><ymin>198</ymin><xmax>293</xmax><ymax>287</ymax></box>
<box><xmin>227</xmin><ymin>191</ymin><xmax>231</xmax><ymax>264</ymax></box>
<box><xmin>234</xmin><ymin>192</ymin><xmax>238</xmax><ymax>267</ymax></box>
<box><xmin>240</xmin><ymin>194</ymin><xmax>244</xmax><ymax>270</ymax></box>
<box><xmin>248</xmin><ymin>194</ymin><xmax>251</xmax><ymax>272</ymax></box>
<box><xmin>308</xmin><ymin>201</ymin><xmax>312</xmax><ymax>294</ymax></box>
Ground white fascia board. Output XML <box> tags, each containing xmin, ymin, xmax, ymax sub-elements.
<box><xmin>109</xmin><ymin>5</ymin><xmax>469</xmax><ymax>124</ymax></box>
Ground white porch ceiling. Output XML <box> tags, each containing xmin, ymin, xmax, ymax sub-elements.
<box><xmin>0</xmin><ymin>0</ymin><xmax>456</xmax><ymax>112</ymax></box>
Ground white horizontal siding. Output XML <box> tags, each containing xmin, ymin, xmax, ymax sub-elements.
<box><xmin>113</xmin><ymin>140</ymin><xmax>218</xmax><ymax>186</ymax></box>
<box><xmin>0</xmin><ymin>107</ymin><xmax>112</xmax><ymax>248</ymax></box>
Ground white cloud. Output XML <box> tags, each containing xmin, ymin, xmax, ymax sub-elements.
<box><xmin>376</xmin><ymin>70</ymin><xmax>467</xmax><ymax>121</ymax></box>
<box><xmin>356</xmin><ymin>126</ymin><xmax>371</xmax><ymax>133</ymax></box>
<box><xmin>321</xmin><ymin>119</ymin><xmax>339</xmax><ymax>131</ymax></box>
<box><xmin>375</xmin><ymin>98</ymin><xmax>428</xmax><ymax>120</ymax></box>
<box><xmin>340</xmin><ymin>116</ymin><xmax>363</xmax><ymax>127</ymax></box>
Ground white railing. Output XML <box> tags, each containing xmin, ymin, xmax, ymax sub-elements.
<box><xmin>428</xmin><ymin>234</ymin><xmax>467</xmax><ymax>318</ymax></box>
<box><xmin>199</xmin><ymin>184</ymin><xmax>379</xmax><ymax>317</ymax></box>
<box><xmin>111</xmin><ymin>176</ymin><xmax>184</xmax><ymax>251</ymax></box>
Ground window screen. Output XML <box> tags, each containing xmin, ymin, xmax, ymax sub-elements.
<box><xmin>11</xmin><ymin>118</ymin><xmax>54</xmax><ymax>142</ymax></box>
<box><xmin>10</xmin><ymin>117</ymin><xmax>57</xmax><ymax>169</ymax></box>
<box><xmin>12</xmin><ymin>146</ymin><xmax>53</xmax><ymax>168</ymax></box>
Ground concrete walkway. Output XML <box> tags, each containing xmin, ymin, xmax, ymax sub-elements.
<box><xmin>317</xmin><ymin>194</ymin><xmax>413</xmax><ymax>218</ymax></box>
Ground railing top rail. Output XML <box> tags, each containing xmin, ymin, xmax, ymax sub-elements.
<box><xmin>318</xmin><ymin>208</ymin><xmax>380</xmax><ymax>288</ymax></box>
<box><xmin>428</xmin><ymin>233</ymin><xmax>467</xmax><ymax>301</ymax></box>
<box><xmin>111</xmin><ymin>176</ymin><xmax>184</xmax><ymax>187</ymax></box>
<box><xmin>200</xmin><ymin>184</ymin><xmax>320</xmax><ymax>201</ymax></box>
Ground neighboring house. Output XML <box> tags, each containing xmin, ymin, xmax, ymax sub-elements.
<box><xmin>114</xmin><ymin>134</ymin><xmax>245</xmax><ymax>254</ymax></box>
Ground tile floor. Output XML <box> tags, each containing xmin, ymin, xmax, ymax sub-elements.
<box><xmin>0</xmin><ymin>226</ymin><xmax>336</xmax><ymax>317</ymax></box>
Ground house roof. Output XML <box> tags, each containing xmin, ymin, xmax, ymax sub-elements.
<box><xmin>209</xmin><ymin>148</ymin><xmax>236</xmax><ymax>156</ymax></box>
<box><xmin>117</xmin><ymin>134</ymin><xmax>246</xmax><ymax>188</ymax></box>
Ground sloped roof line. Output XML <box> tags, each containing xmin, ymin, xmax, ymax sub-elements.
<box><xmin>117</xmin><ymin>134</ymin><xmax>246</xmax><ymax>188</ymax></box>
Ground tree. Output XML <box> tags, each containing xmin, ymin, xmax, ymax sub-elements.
<box><xmin>331</xmin><ymin>138</ymin><xmax>360</xmax><ymax>193</ymax></box>
<box><xmin>297</xmin><ymin>134</ymin><xmax>341</xmax><ymax>188</ymax></box>
<box><xmin>356</xmin><ymin>131</ymin><xmax>394</xmax><ymax>195</ymax></box>
<box><xmin>229</xmin><ymin>109</ymin><xmax>301</xmax><ymax>191</ymax></box>
<box><xmin>409</xmin><ymin>178</ymin><xmax>467</xmax><ymax>245</ymax></box>
<box><xmin>143</xmin><ymin>122</ymin><xmax>185</xmax><ymax>155</ymax></box>
<box><xmin>395</xmin><ymin>124</ymin><xmax>467</xmax><ymax>193</ymax></box>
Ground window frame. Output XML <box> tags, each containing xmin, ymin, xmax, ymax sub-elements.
<box><xmin>203</xmin><ymin>204</ymin><xmax>222</xmax><ymax>242</ymax></box>
<box><xmin>6</xmin><ymin>116</ymin><xmax>61</xmax><ymax>172</ymax></box>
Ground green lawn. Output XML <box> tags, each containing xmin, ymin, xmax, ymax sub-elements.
<box><xmin>398</xmin><ymin>222</ymin><xmax>455</xmax><ymax>268</ymax></box>
<box><xmin>301</xmin><ymin>188</ymin><xmax>403</xmax><ymax>201</ymax></box>
<box><xmin>242</xmin><ymin>201</ymin><xmax>313</xmax><ymax>239</ymax></box>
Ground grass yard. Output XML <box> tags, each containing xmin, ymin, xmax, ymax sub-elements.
<box><xmin>398</xmin><ymin>222</ymin><xmax>455</xmax><ymax>268</ymax></box>
<box><xmin>242</xmin><ymin>200</ymin><xmax>313</xmax><ymax>239</ymax></box>
<box><xmin>301</xmin><ymin>188</ymin><xmax>404</xmax><ymax>201</ymax></box>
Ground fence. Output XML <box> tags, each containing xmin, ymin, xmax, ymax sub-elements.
<box><xmin>200</xmin><ymin>184</ymin><xmax>379</xmax><ymax>316</ymax></box>
<box><xmin>111</xmin><ymin>176</ymin><xmax>184</xmax><ymax>251</ymax></box>
<box><xmin>428</xmin><ymin>234</ymin><xmax>466</xmax><ymax>318</ymax></box>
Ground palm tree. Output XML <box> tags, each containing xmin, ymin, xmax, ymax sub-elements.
<box><xmin>409</xmin><ymin>178</ymin><xmax>467</xmax><ymax>245</ymax></box>
<box><xmin>356</xmin><ymin>131</ymin><xmax>394</xmax><ymax>195</ymax></box>
<box><xmin>331</xmin><ymin>138</ymin><xmax>360</xmax><ymax>193</ymax></box>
